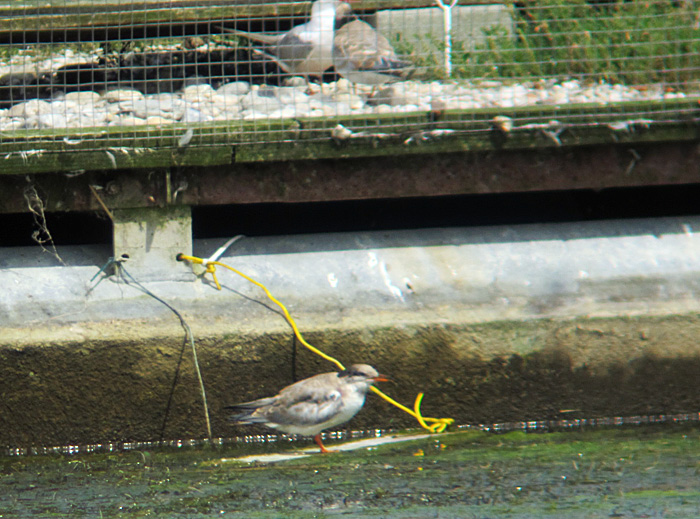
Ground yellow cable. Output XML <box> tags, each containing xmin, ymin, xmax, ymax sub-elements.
<box><xmin>177</xmin><ymin>253</ymin><xmax>454</xmax><ymax>433</ymax></box>
<box><xmin>413</xmin><ymin>393</ymin><xmax>430</xmax><ymax>430</ymax></box>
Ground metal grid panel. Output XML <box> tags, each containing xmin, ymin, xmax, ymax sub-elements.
<box><xmin>0</xmin><ymin>0</ymin><xmax>697</xmax><ymax>162</ymax></box>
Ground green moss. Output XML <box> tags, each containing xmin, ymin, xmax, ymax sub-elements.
<box><xmin>465</xmin><ymin>0</ymin><xmax>700</xmax><ymax>85</ymax></box>
<box><xmin>4</xmin><ymin>425</ymin><xmax>700</xmax><ymax>517</ymax></box>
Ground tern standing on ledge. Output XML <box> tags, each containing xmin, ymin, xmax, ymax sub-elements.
<box><xmin>226</xmin><ymin>364</ymin><xmax>388</xmax><ymax>453</ymax></box>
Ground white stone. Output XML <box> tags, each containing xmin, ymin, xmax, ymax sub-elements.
<box><xmin>147</xmin><ymin>93</ymin><xmax>185</xmax><ymax>112</ymax></box>
<box><xmin>187</xmin><ymin>101</ymin><xmax>221</xmax><ymax>118</ymax></box>
<box><xmin>21</xmin><ymin>117</ymin><xmax>40</xmax><ymax>129</ymax></box>
<box><xmin>122</xmin><ymin>98</ymin><xmax>174</xmax><ymax>119</ymax></box>
<box><xmin>219</xmin><ymin>103</ymin><xmax>242</xmax><ymax>117</ymax></box>
<box><xmin>37</xmin><ymin>113</ymin><xmax>68</xmax><ymax>128</ymax></box>
<box><xmin>64</xmin><ymin>91</ymin><xmax>102</xmax><ymax>105</ymax></box>
<box><xmin>76</xmin><ymin>110</ymin><xmax>109</xmax><ymax>127</ymax></box>
<box><xmin>335</xmin><ymin>77</ymin><xmax>353</xmax><ymax>92</ymax></box>
<box><xmin>333</xmin><ymin>92</ymin><xmax>364</xmax><ymax>110</ymax></box>
<box><xmin>242</xmin><ymin>110</ymin><xmax>270</xmax><ymax>120</ymax></box>
<box><xmin>146</xmin><ymin>116</ymin><xmax>176</xmax><ymax>125</ymax></box>
<box><xmin>240</xmin><ymin>91</ymin><xmax>282</xmax><ymax>113</ymax></box>
<box><xmin>182</xmin><ymin>108</ymin><xmax>212</xmax><ymax>122</ymax></box>
<box><xmin>2</xmin><ymin>118</ymin><xmax>26</xmax><ymax>130</ymax></box>
<box><xmin>8</xmin><ymin>99</ymin><xmax>52</xmax><ymax>117</ymax></box>
<box><xmin>111</xmin><ymin>115</ymin><xmax>148</xmax><ymax>126</ymax></box>
<box><xmin>103</xmin><ymin>89</ymin><xmax>145</xmax><ymax>103</ymax></box>
<box><xmin>394</xmin><ymin>104</ymin><xmax>420</xmax><ymax>113</ymax></box>
<box><xmin>217</xmin><ymin>81</ymin><xmax>250</xmax><ymax>96</ymax></box>
<box><xmin>267</xmin><ymin>106</ymin><xmax>299</xmax><ymax>119</ymax></box>
<box><xmin>276</xmin><ymin>87</ymin><xmax>310</xmax><ymax>105</ymax></box>
<box><xmin>49</xmin><ymin>99</ymin><xmax>79</xmax><ymax>115</ymax></box>
<box><xmin>183</xmin><ymin>83</ymin><xmax>216</xmax><ymax>101</ymax></box>
<box><xmin>283</xmin><ymin>77</ymin><xmax>308</xmax><ymax>88</ymax></box>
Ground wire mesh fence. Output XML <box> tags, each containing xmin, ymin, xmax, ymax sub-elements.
<box><xmin>0</xmin><ymin>0</ymin><xmax>697</xmax><ymax>164</ymax></box>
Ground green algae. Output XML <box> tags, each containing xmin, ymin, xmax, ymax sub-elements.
<box><xmin>2</xmin><ymin>424</ymin><xmax>700</xmax><ymax>518</ymax></box>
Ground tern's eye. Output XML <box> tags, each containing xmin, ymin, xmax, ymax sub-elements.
<box><xmin>339</xmin><ymin>368</ymin><xmax>364</xmax><ymax>378</ymax></box>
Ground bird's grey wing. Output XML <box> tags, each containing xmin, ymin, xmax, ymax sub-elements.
<box><xmin>275</xmin><ymin>31</ymin><xmax>315</xmax><ymax>72</ymax></box>
<box><xmin>266</xmin><ymin>384</ymin><xmax>344</xmax><ymax>427</ymax></box>
<box><xmin>221</xmin><ymin>28</ymin><xmax>282</xmax><ymax>46</ymax></box>
<box><xmin>335</xmin><ymin>21</ymin><xmax>411</xmax><ymax>73</ymax></box>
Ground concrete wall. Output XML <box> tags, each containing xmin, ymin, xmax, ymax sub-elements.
<box><xmin>3</xmin><ymin>216</ymin><xmax>700</xmax><ymax>446</ymax></box>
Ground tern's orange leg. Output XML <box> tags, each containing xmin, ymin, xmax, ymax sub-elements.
<box><xmin>314</xmin><ymin>434</ymin><xmax>331</xmax><ymax>454</ymax></box>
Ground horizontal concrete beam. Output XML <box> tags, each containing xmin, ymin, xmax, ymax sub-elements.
<box><xmin>1</xmin><ymin>141</ymin><xmax>697</xmax><ymax>213</ymax></box>
<box><xmin>4</xmin><ymin>216</ymin><xmax>700</xmax><ymax>335</ymax></box>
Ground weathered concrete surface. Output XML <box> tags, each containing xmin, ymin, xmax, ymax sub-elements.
<box><xmin>112</xmin><ymin>206</ymin><xmax>193</xmax><ymax>279</ymax></box>
<box><xmin>3</xmin><ymin>217</ymin><xmax>700</xmax><ymax>446</ymax></box>
<box><xmin>4</xmin><ymin>315</ymin><xmax>700</xmax><ymax>448</ymax></box>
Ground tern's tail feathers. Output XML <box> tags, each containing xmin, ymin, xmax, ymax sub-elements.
<box><xmin>225</xmin><ymin>397</ymin><xmax>276</xmax><ymax>424</ymax></box>
<box><xmin>220</xmin><ymin>28</ymin><xmax>282</xmax><ymax>46</ymax></box>
<box><xmin>369</xmin><ymin>57</ymin><xmax>414</xmax><ymax>77</ymax></box>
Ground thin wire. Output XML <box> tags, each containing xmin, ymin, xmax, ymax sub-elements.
<box><xmin>159</xmin><ymin>331</ymin><xmax>189</xmax><ymax>442</ymax></box>
<box><xmin>115</xmin><ymin>262</ymin><xmax>213</xmax><ymax>442</ymax></box>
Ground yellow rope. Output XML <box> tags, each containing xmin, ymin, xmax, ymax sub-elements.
<box><xmin>177</xmin><ymin>253</ymin><xmax>454</xmax><ymax>434</ymax></box>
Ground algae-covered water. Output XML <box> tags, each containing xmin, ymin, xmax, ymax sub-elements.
<box><xmin>2</xmin><ymin>425</ymin><xmax>700</xmax><ymax>518</ymax></box>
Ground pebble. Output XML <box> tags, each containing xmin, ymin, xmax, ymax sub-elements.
<box><xmin>111</xmin><ymin>115</ymin><xmax>148</xmax><ymax>126</ymax></box>
<box><xmin>182</xmin><ymin>83</ymin><xmax>216</xmax><ymax>101</ymax></box>
<box><xmin>182</xmin><ymin>108</ymin><xmax>212</xmax><ymax>123</ymax></box>
<box><xmin>146</xmin><ymin>116</ymin><xmax>174</xmax><ymax>126</ymax></box>
<box><xmin>0</xmin><ymin>76</ymin><xmax>695</xmax><ymax>131</ymax></box>
<box><xmin>217</xmin><ymin>81</ymin><xmax>250</xmax><ymax>96</ymax></box>
<box><xmin>64</xmin><ymin>91</ymin><xmax>103</xmax><ymax>105</ymax></box>
<box><xmin>8</xmin><ymin>99</ymin><xmax>52</xmax><ymax>117</ymax></box>
<box><xmin>127</xmin><ymin>99</ymin><xmax>168</xmax><ymax>119</ymax></box>
<box><xmin>37</xmin><ymin>113</ymin><xmax>68</xmax><ymax>128</ymax></box>
<box><xmin>75</xmin><ymin>110</ymin><xmax>109</xmax><ymax>127</ymax></box>
<box><xmin>103</xmin><ymin>89</ymin><xmax>145</xmax><ymax>103</ymax></box>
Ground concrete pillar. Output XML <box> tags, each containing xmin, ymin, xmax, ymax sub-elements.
<box><xmin>112</xmin><ymin>205</ymin><xmax>192</xmax><ymax>279</ymax></box>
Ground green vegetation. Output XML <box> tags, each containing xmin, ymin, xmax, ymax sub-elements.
<box><xmin>476</xmin><ymin>0</ymin><xmax>699</xmax><ymax>84</ymax></box>
<box><xmin>2</xmin><ymin>425</ymin><xmax>700</xmax><ymax>518</ymax></box>
<box><xmin>407</xmin><ymin>0</ymin><xmax>700</xmax><ymax>85</ymax></box>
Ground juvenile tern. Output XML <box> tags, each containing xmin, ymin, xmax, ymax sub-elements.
<box><xmin>226</xmin><ymin>364</ymin><xmax>387</xmax><ymax>453</ymax></box>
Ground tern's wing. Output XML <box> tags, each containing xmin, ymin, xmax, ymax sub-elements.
<box><xmin>334</xmin><ymin>20</ymin><xmax>411</xmax><ymax>74</ymax></box>
<box><xmin>221</xmin><ymin>28</ymin><xmax>283</xmax><ymax>46</ymax></box>
<box><xmin>275</xmin><ymin>28</ymin><xmax>316</xmax><ymax>73</ymax></box>
<box><xmin>264</xmin><ymin>375</ymin><xmax>345</xmax><ymax>427</ymax></box>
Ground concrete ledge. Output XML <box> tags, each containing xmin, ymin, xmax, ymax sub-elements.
<box><xmin>4</xmin><ymin>216</ymin><xmax>700</xmax><ymax>333</ymax></box>
<box><xmin>3</xmin><ymin>216</ymin><xmax>700</xmax><ymax>446</ymax></box>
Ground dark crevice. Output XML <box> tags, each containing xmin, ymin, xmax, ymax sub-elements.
<box><xmin>3</xmin><ymin>183</ymin><xmax>700</xmax><ymax>247</ymax></box>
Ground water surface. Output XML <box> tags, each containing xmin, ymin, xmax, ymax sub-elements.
<box><xmin>2</xmin><ymin>424</ymin><xmax>699</xmax><ymax>518</ymax></box>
